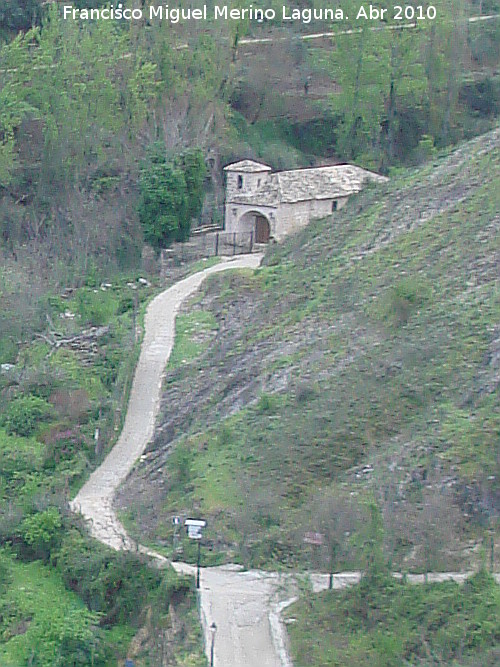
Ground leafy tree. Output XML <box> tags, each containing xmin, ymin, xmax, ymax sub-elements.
<box><xmin>138</xmin><ymin>159</ymin><xmax>188</xmax><ymax>247</ymax></box>
<box><xmin>327</xmin><ymin>12</ymin><xmax>390</xmax><ymax>162</ymax></box>
<box><xmin>322</xmin><ymin>0</ymin><xmax>498</xmax><ymax>165</ymax></box>
<box><xmin>0</xmin><ymin>549</ymin><xmax>11</xmax><ymax>594</ymax></box>
<box><xmin>326</xmin><ymin>1</ymin><xmax>429</xmax><ymax>166</ymax></box>
<box><xmin>0</xmin><ymin>0</ymin><xmax>43</xmax><ymax>34</ymax></box>
<box><xmin>57</xmin><ymin>529</ymin><xmax>164</xmax><ymax>624</ymax></box>
<box><xmin>177</xmin><ymin>148</ymin><xmax>207</xmax><ymax>234</ymax></box>
<box><xmin>0</xmin><ymin>5</ymin><xmax>158</xmax><ymax>196</ymax></box>
<box><xmin>138</xmin><ymin>146</ymin><xmax>206</xmax><ymax>247</ymax></box>
<box><xmin>24</xmin><ymin>605</ymin><xmax>103</xmax><ymax>667</ymax></box>
<box><xmin>0</xmin><ymin>32</ymin><xmax>35</xmax><ymax>184</ymax></box>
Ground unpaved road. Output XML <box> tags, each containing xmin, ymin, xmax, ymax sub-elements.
<box><xmin>70</xmin><ymin>254</ymin><xmax>292</xmax><ymax>667</ymax></box>
<box><xmin>71</xmin><ymin>252</ymin><xmax>499</xmax><ymax>667</ymax></box>
<box><xmin>70</xmin><ymin>254</ymin><xmax>262</xmax><ymax>550</ymax></box>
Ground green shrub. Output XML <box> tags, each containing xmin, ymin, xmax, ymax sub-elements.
<box><xmin>257</xmin><ymin>392</ymin><xmax>279</xmax><ymax>414</ymax></box>
<box><xmin>0</xmin><ymin>549</ymin><xmax>11</xmax><ymax>595</ymax></box>
<box><xmin>30</xmin><ymin>606</ymin><xmax>103</xmax><ymax>667</ymax></box>
<box><xmin>383</xmin><ymin>277</ymin><xmax>432</xmax><ymax>326</ymax></box>
<box><xmin>117</xmin><ymin>293</ymin><xmax>134</xmax><ymax>314</ymax></box>
<box><xmin>20</xmin><ymin>508</ymin><xmax>63</xmax><ymax>561</ymax></box>
<box><xmin>171</xmin><ymin>444</ymin><xmax>194</xmax><ymax>486</ymax></box>
<box><xmin>412</xmin><ymin>134</ymin><xmax>437</xmax><ymax>163</ymax></box>
<box><xmin>73</xmin><ymin>289</ymin><xmax>118</xmax><ymax>326</ymax></box>
<box><xmin>56</xmin><ymin>530</ymin><xmax>164</xmax><ymax>625</ymax></box>
<box><xmin>287</xmin><ymin>571</ymin><xmax>500</xmax><ymax>667</ymax></box>
<box><xmin>217</xmin><ymin>423</ymin><xmax>233</xmax><ymax>446</ymax></box>
<box><xmin>0</xmin><ymin>558</ymin><xmax>105</xmax><ymax>667</ymax></box>
<box><xmin>1</xmin><ymin>395</ymin><xmax>54</xmax><ymax>437</ymax></box>
<box><xmin>138</xmin><ymin>145</ymin><xmax>206</xmax><ymax>248</ymax></box>
<box><xmin>0</xmin><ymin>335</ymin><xmax>17</xmax><ymax>364</ymax></box>
<box><xmin>0</xmin><ymin>428</ymin><xmax>44</xmax><ymax>491</ymax></box>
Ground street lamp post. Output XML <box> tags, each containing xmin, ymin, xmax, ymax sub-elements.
<box><xmin>210</xmin><ymin>622</ymin><xmax>217</xmax><ymax>666</ymax></box>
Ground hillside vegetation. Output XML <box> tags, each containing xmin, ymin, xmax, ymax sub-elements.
<box><xmin>0</xmin><ymin>274</ymin><xmax>207</xmax><ymax>665</ymax></box>
<box><xmin>0</xmin><ymin>2</ymin><xmax>499</xmax><ymax>662</ymax></box>
<box><xmin>119</xmin><ymin>127</ymin><xmax>499</xmax><ymax>572</ymax></box>
<box><xmin>286</xmin><ymin>571</ymin><xmax>500</xmax><ymax>667</ymax></box>
<box><xmin>1</xmin><ymin>2</ymin><xmax>499</xmax><ymax>294</ymax></box>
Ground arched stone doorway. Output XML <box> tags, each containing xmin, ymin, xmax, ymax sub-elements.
<box><xmin>237</xmin><ymin>210</ymin><xmax>272</xmax><ymax>243</ymax></box>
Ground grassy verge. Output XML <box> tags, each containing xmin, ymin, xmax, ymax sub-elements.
<box><xmin>168</xmin><ymin>309</ymin><xmax>218</xmax><ymax>371</ymax></box>
<box><xmin>286</xmin><ymin>571</ymin><xmax>500</xmax><ymax>667</ymax></box>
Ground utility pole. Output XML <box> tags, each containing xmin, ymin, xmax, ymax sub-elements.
<box><xmin>197</xmin><ymin>540</ymin><xmax>201</xmax><ymax>589</ymax></box>
<box><xmin>490</xmin><ymin>531</ymin><xmax>494</xmax><ymax>572</ymax></box>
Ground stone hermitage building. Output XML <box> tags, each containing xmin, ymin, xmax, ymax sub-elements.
<box><xmin>223</xmin><ymin>160</ymin><xmax>388</xmax><ymax>243</ymax></box>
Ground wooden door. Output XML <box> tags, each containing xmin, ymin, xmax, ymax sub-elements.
<box><xmin>255</xmin><ymin>215</ymin><xmax>270</xmax><ymax>243</ymax></box>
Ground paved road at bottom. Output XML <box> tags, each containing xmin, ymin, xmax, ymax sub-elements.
<box><xmin>170</xmin><ymin>564</ymin><xmax>500</xmax><ymax>667</ymax></box>
<box><xmin>199</xmin><ymin>566</ymin><xmax>283</xmax><ymax>667</ymax></box>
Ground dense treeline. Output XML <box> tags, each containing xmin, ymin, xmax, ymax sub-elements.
<box><xmin>0</xmin><ymin>2</ymin><xmax>233</xmax><ymax>278</ymax></box>
<box><xmin>324</xmin><ymin>0</ymin><xmax>500</xmax><ymax>167</ymax></box>
<box><xmin>0</xmin><ymin>1</ymin><xmax>498</xmax><ymax>276</ymax></box>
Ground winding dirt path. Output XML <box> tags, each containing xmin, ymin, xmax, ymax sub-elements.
<box><xmin>70</xmin><ymin>254</ymin><xmax>290</xmax><ymax>667</ymax></box>
<box><xmin>71</xmin><ymin>253</ymin><xmax>499</xmax><ymax>667</ymax></box>
<box><xmin>70</xmin><ymin>254</ymin><xmax>262</xmax><ymax>550</ymax></box>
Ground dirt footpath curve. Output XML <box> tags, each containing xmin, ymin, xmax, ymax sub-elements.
<box><xmin>70</xmin><ymin>253</ymin><xmax>500</xmax><ymax>667</ymax></box>
<box><xmin>70</xmin><ymin>254</ymin><xmax>289</xmax><ymax>667</ymax></box>
<box><xmin>70</xmin><ymin>255</ymin><xmax>263</xmax><ymax>550</ymax></box>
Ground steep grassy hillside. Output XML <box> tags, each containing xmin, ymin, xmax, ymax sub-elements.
<box><xmin>119</xmin><ymin>128</ymin><xmax>500</xmax><ymax>572</ymax></box>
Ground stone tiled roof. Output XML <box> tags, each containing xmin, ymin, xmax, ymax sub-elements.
<box><xmin>276</xmin><ymin>165</ymin><xmax>388</xmax><ymax>203</ymax></box>
<box><xmin>229</xmin><ymin>179</ymin><xmax>280</xmax><ymax>207</ymax></box>
<box><xmin>224</xmin><ymin>160</ymin><xmax>272</xmax><ymax>173</ymax></box>
<box><xmin>226</xmin><ymin>163</ymin><xmax>388</xmax><ymax>206</ymax></box>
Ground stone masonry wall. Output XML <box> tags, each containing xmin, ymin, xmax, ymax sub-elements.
<box><xmin>275</xmin><ymin>196</ymin><xmax>348</xmax><ymax>240</ymax></box>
